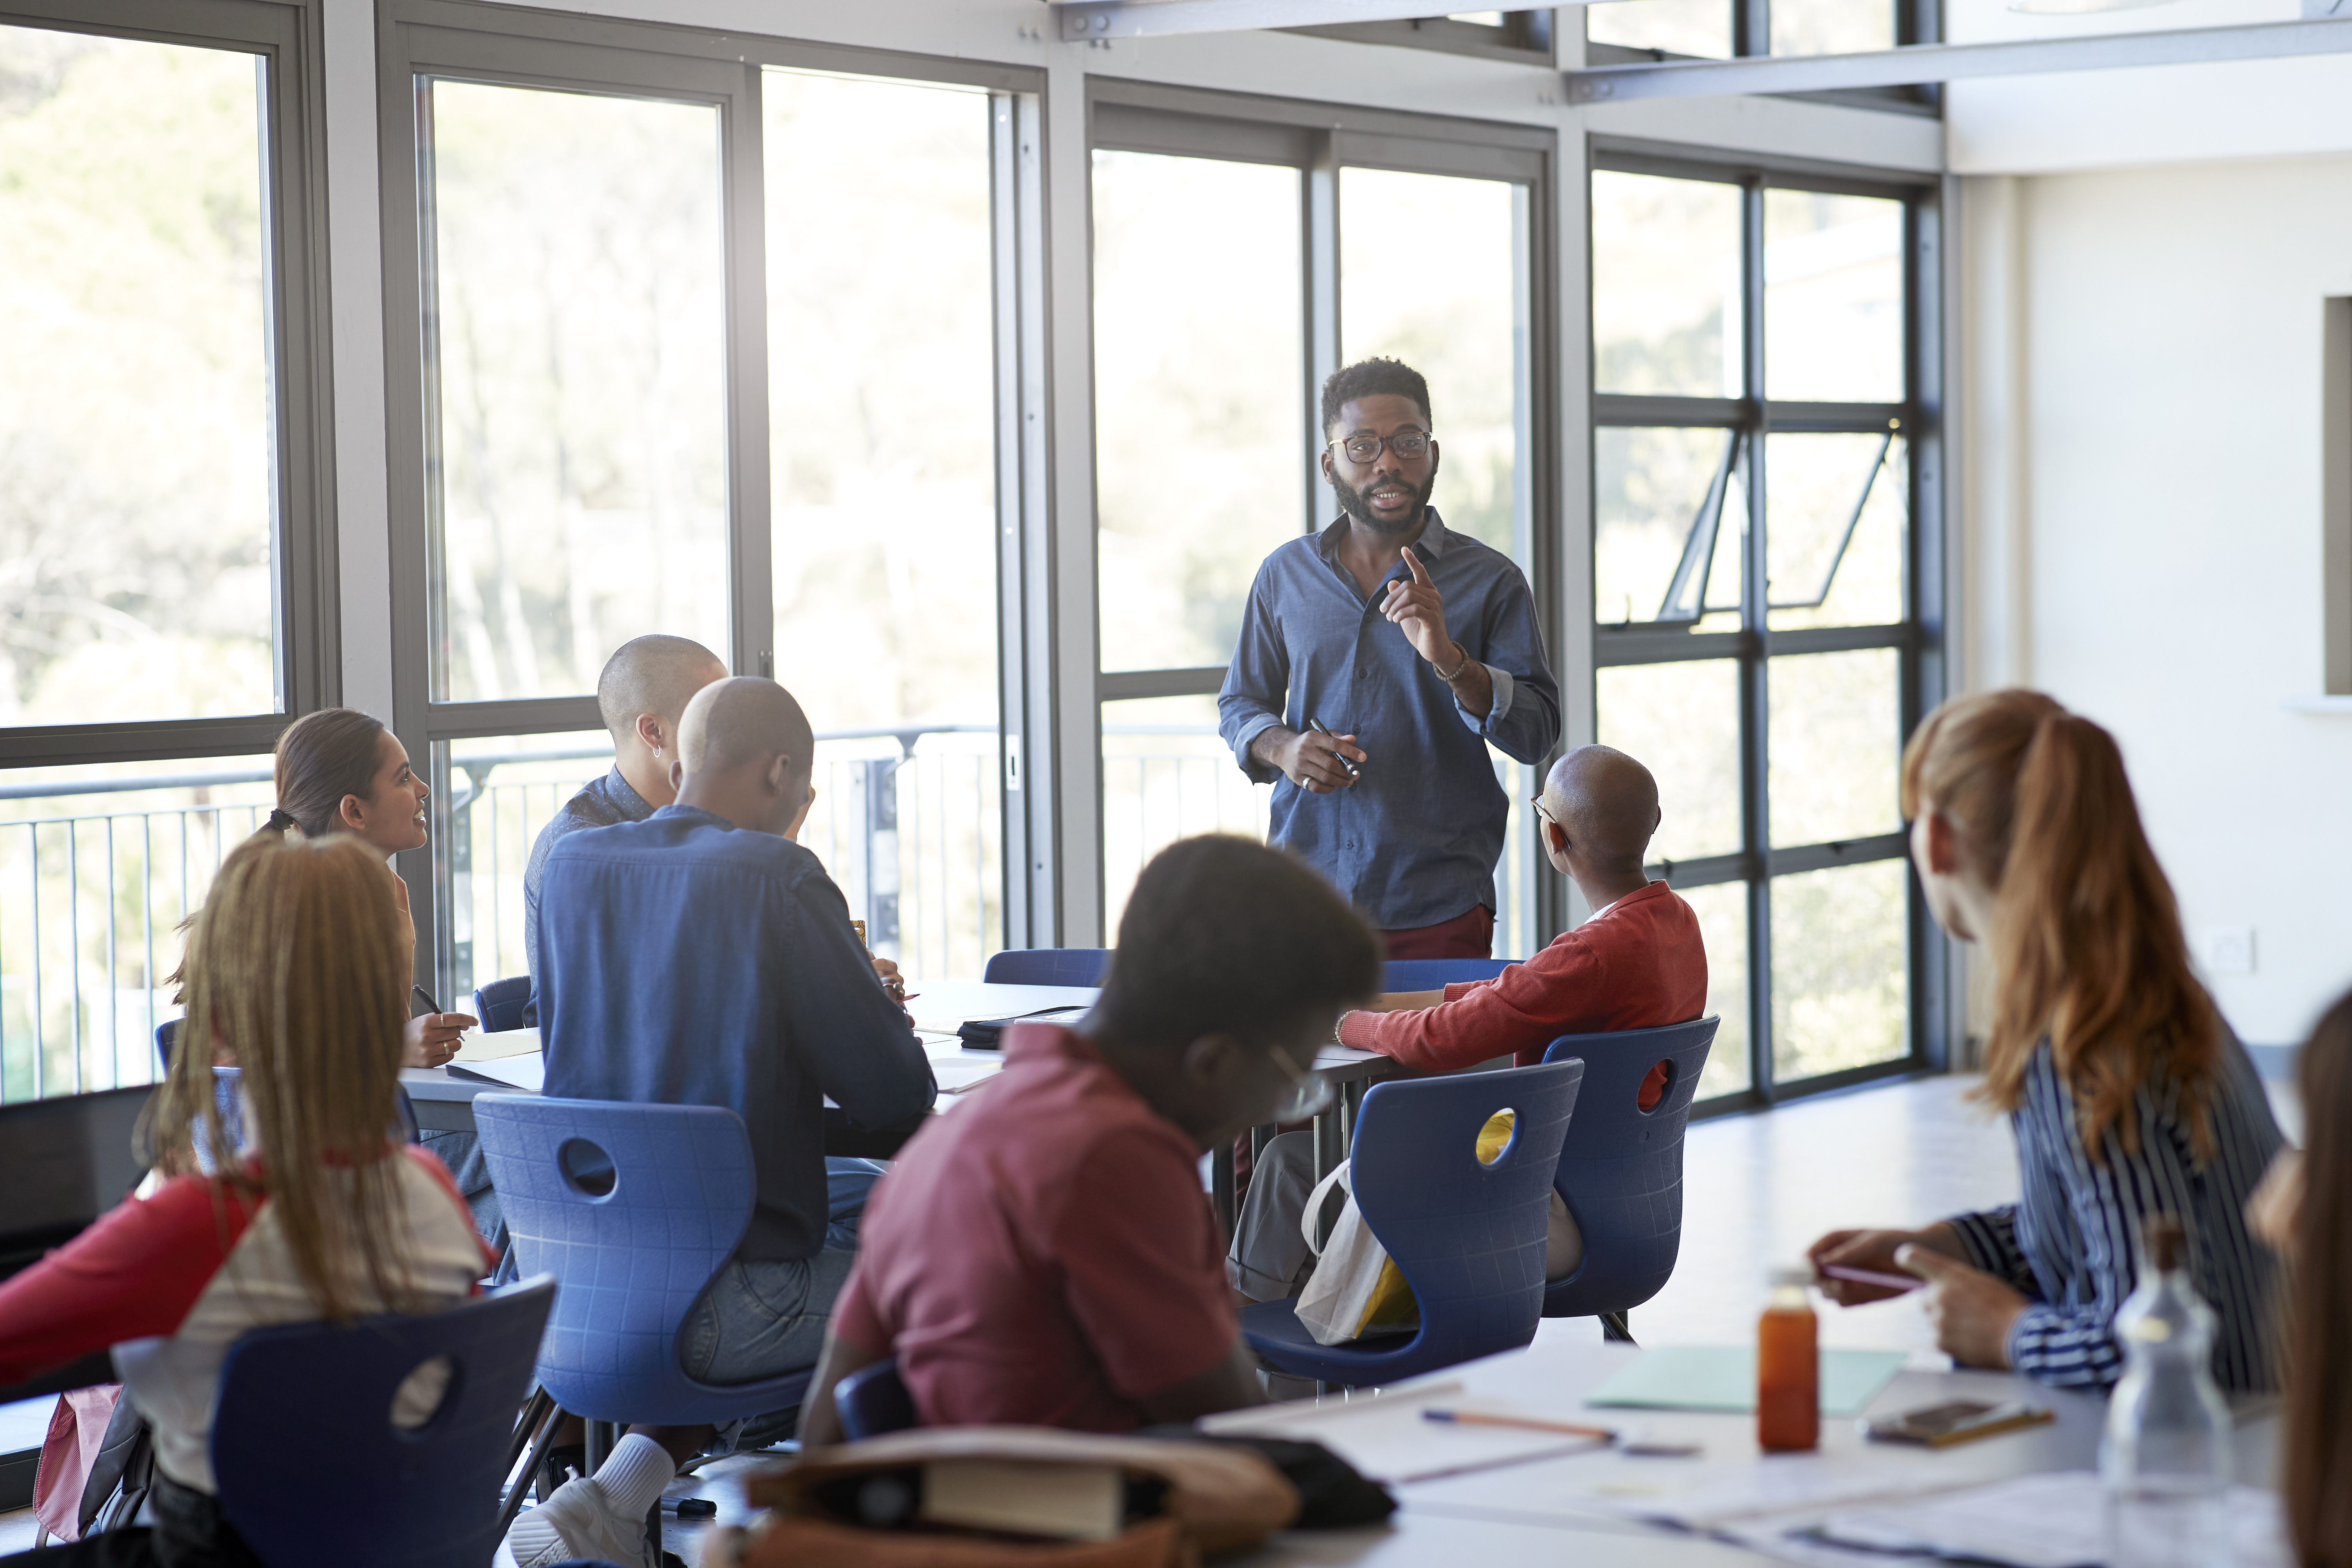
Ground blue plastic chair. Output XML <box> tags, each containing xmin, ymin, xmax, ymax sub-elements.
<box><xmin>982</xmin><ymin>948</ymin><xmax>1110</xmax><ymax>987</ymax></box>
<box><xmin>1539</xmin><ymin>1017</ymin><xmax>1721</xmax><ymax>1339</ymax></box>
<box><xmin>474</xmin><ymin>974</ymin><xmax>536</xmax><ymax>1033</ymax></box>
<box><xmin>155</xmin><ymin>1019</ymin><xmax>179</xmax><ymax>1071</ymax></box>
<box><xmin>1241</xmin><ymin>1060</ymin><xmax>1585</xmax><ymax>1386</ymax></box>
<box><xmin>472</xmin><ymin>1096</ymin><xmax>817</xmax><ymax>1428</ymax></box>
<box><xmin>210</xmin><ymin>1276</ymin><xmax>556</xmax><ymax>1568</ymax></box>
<box><xmin>1382</xmin><ymin>957</ymin><xmax>1513</xmax><ymax>992</ymax></box>
<box><xmin>835</xmin><ymin>1355</ymin><xmax>918</xmax><ymax>1440</ymax></box>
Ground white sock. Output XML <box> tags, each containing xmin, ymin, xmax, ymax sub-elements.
<box><xmin>594</xmin><ymin>1432</ymin><xmax>679</xmax><ymax>1519</ymax></box>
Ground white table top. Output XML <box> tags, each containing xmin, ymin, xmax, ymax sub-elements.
<box><xmin>1211</xmin><ymin>1317</ymin><xmax>2281</xmax><ymax>1567</ymax></box>
<box><xmin>404</xmin><ymin>979</ymin><xmax>1392</xmax><ymax>1105</ymax></box>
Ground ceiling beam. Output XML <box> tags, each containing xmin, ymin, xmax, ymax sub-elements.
<box><xmin>1563</xmin><ymin>15</ymin><xmax>2352</xmax><ymax>100</ymax></box>
<box><xmin>1048</xmin><ymin>0</ymin><xmax>1469</xmax><ymax>42</ymax></box>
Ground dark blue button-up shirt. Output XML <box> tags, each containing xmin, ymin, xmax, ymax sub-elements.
<box><xmin>1218</xmin><ymin>510</ymin><xmax>1560</xmax><ymax>931</ymax></box>
<box><xmin>523</xmin><ymin>765</ymin><xmax>651</xmax><ymax>978</ymax></box>
<box><xmin>536</xmin><ymin>805</ymin><xmax>937</xmax><ymax>1262</ymax></box>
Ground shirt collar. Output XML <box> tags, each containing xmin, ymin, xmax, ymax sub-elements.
<box><xmin>1589</xmin><ymin>880</ymin><xmax>1670</xmax><ymax>923</ymax></box>
<box><xmin>652</xmin><ymin>802</ymin><xmax>735</xmax><ymax>831</ymax></box>
<box><xmin>1313</xmin><ymin>507</ymin><xmax>1453</xmax><ymax>565</ymax></box>
<box><xmin>602</xmin><ymin>764</ymin><xmax>654</xmax><ymax>821</ymax></box>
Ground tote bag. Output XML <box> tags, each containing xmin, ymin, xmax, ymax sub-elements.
<box><xmin>1292</xmin><ymin>1111</ymin><xmax>1516</xmax><ymax>1346</ymax></box>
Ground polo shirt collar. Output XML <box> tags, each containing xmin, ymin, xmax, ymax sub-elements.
<box><xmin>1313</xmin><ymin>506</ymin><xmax>1454</xmax><ymax>565</ymax></box>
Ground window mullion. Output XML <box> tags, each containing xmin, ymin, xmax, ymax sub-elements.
<box><xmin>1741</xmin><ymin>177</ymin><xmax>1774</xmax><ymax>1103</ymax></box>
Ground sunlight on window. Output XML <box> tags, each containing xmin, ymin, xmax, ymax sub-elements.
<box><xmin>0</xmin><ymin>26</ymin><xmax>274</xmax><ymax>725</ymax></box>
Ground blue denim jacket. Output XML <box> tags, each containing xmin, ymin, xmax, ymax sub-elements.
<box><xmin>1217</xmin><ymin>510</ymin><xmax>1559</xmax><ymax>930</ymax></box>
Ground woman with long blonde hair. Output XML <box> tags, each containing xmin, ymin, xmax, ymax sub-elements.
<box><xmin>1809</xmin><ymin>688</ymin><xmax>2282</xmax><ymax>1391</ymax></box>
<box><xmin>0</xmin><ymin>834</ymin><xmax>487</xmax><ymax>1567</ymax></box>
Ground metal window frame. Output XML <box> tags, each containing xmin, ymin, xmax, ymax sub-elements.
<box><xmin>1582</xmin><ymin>0</ymin><xmax>1940</xmax><ymax>116</ymax></box>
<box><xmin>0</xmin><ymin>0</ymin><xmax>338</xmax><ymax>771</ymax></box>
<box><xmin>1083</xmin><ymin>77</ymin><xmax>1564</xmax><ymax>945</ymax></box>
<box><xmin>1587</xmin><ymin>141</ymin><xmax>1950</xmax><ymax>1116</ymax></box>
<box><xmin>375</xmin><ymin>0</ymin><xmax>1049</xmax><ymax>991</ymax></box>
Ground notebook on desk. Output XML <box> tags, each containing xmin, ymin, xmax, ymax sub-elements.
<box><xmin>447</xmin><ymin>1052</ymin><xmax>545</xmax><ymax>1093</ymax></box>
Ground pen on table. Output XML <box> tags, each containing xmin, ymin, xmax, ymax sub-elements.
<box><xmin>1306</xmin><ymin>717</ymin><xmax>1361</xmax><ymax>778</ymax></box>
<box><xmin>1819</xmin><ymin>1263</ymin><xmax>1923</xmax><ymax>1294</ymax></box>
<box><xmin>1422</xmin><ymin>1409</ymin><xmax>1615</xmax><ymax>1441</ymax></box>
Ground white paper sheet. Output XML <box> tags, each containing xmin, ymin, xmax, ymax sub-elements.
<box><xmin>447</xmin><ymin>1052</ymin><xmax>545</xmax><ymax>1093</ymax></box>
<box><xmin>1718</xmin><ymin>1470</ymin><xmax>2289</xmax><ymax>1568</ymax></box>
<box><xmin>1200</xmin><ymin>1382</ymin><xmax>1607</xmax><ymax>1484</ymax></box>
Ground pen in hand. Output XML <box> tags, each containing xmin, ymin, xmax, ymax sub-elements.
<box><xmin>1306</xmin><ymin>717</ymin><xmax>1361</xmax><ymax>779</ymax></box>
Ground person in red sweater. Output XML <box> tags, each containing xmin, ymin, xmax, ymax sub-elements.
<box><xmin>1231</xmin><ymin>744</ymin><xmax>1708</xmax><ymax>1301</ymax></box>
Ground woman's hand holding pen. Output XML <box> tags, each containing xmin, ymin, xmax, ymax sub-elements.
<box><xmin>403</xmin><ymin>1009</ymin><xmax>476</xmax><ymax>1069</ymax></box>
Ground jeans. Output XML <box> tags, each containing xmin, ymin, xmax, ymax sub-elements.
<box><xmin>677</xmin><ymin>1157</ymin><xmax>882</xmax><ymax>1387</ymax></box>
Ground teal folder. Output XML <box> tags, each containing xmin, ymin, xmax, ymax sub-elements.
<box><xmin>1585</xmin><ymin>1346</ymin><xmax>1908</xmax><ymax>1417</ymax></box>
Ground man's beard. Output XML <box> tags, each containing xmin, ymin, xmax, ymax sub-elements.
<box><xmin>1331</xmin><ymin>469</ymin><xmax>1435</xmax><ymax>535</ymax></box>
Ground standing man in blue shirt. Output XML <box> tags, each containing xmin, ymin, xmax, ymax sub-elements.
<box><xmin>1218</xmin><ymin>358</ymin><xmax>1560</xmax><ymax>959</ymax></box>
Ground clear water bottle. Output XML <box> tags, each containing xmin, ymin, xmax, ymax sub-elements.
<box><xmin>2101</xmin><ymin>1214</ymin><xmax>2233</xmax><ymax>1568</ymax></box>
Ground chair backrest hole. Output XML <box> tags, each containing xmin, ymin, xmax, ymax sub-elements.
<box><xmin>1637</xmin><ymin>1058</ymin><xmax>1674</xmax><ymax>1114</ymax></box>
<box><xmin>390</xmin><ymin>1352</ymin><xmax>457</xmax><ymax>1436</ymax></box>
<box><xmin>558</xmin><ymin>1137</ymin><xmax>617</xmax><ymax>1196</ymax></box>
<box><xmin>1475</xmin><ymin>1108</ymin><xmax>1517</xmax><ymax>1166</ymax></box>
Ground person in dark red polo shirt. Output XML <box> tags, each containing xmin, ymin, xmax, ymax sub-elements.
<box><xmin>798</xmin><ymin>835</ymin><xmax>1381</xmax><ymax>1439</ymax></box>
<box><xmin>1232</xmin><ymin>744</ymin><xmax>1708</xmax><ymax>1302</ymax></box>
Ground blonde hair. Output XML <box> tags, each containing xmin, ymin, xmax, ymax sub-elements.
<box><xmin>1899</xmin><ymin>688</ymin><xmax>2218</xmax><ymax>1160</ymax></box>
<box><xmin>147</xmin><ymin>832</ymin><xmax>422</xmax><ymax>1318</ymax></box>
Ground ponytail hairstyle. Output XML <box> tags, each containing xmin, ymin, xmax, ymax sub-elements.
<box><xmin>269</xmin><ymin>708</ymin><xmax>390</xmax><ymax>840</ymax></box>
<box><xmin>1899</xmin><ymin>688</ymin><xmax>2218</xmax><ymax>1160</ymax></box>
<box><xmin>147</xmin><ymin>832</ymin><xmax>420</xmax><ymax>1319</ymax></box>
<box><xmin>2286</xmin><ymin>990</ymin><xmax>2352</xmax><ymax>1568</ymax></box>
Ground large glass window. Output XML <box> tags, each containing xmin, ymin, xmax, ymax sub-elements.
<box><xmin>0</xmin><ymin>0</ymin><xmax>328</xmax><ymax>1110</ymax></box>
<box><xmin>1089</xmin><ymin>119</ymin><xmax>1549</xmax><ymax>956</ymax></box>
<box><xmin>420</xmin><ymin>80</ymin><xmax>732</xmax><ymax>703</ymax></box>
<box><xmin>0</xmin><ymin>24</ymin><xmax>275</xmax><ymax>727</ymax></box>
<box><xmin>765</xmin><ymin>70</ymin><xmax>1002</xmax><ymax>976</ymax></box>
<box><xmin>1092</xmin><ymin>152</ymin><xmax>1304</xmax><ymax>676</ymax></box>
<box><xmin>1592</xmin><ymin>163</ymin><xmax>1926</xmax><ymax>1107</ymax></box>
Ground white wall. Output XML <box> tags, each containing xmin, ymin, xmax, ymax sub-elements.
<box><xmin>1962</xmin><ymin>157</ymin><xmax>2352</xmax><ymax>1045</ymax></box>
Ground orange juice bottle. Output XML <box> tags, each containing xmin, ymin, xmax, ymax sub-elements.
<box><xmin>1757</xmin><ymin>1266</ymin><xmax>1819</xmax><ymax>1452</ymax></box>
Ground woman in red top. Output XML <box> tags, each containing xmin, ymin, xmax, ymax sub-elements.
<box><xmin>0</xmin><ymin>833</ymin><xmax>487</xmax><ymax>1567</ymax></box>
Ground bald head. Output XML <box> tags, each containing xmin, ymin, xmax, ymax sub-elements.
<box><xmin>597</xmin><ymin>635</ymin><xmax>726</xmax><ymax>744</ymax></box>
<box><xmin>1540</xmin><ymin>745</ymin><xmax>1660</xmax><ymax>876</ymax></box>
<box><xmin>678</xmin><ymin>677</ymin><xmax>814</xmax><ymax>779</ymax></box>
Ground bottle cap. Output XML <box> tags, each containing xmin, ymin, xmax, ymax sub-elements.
<box><xmin>2141</xmin><ymin>1214</ymin><xmax>2185</xmax><ymax>1272</ymax></box>
<box><xmin>1769</xmin><ymin>1265</ymin><xmax>1814</xmax><ymax>1289</ymax></box>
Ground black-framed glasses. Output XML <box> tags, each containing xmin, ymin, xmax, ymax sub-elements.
<box><xmin>1329</xmin><ymin>429</ymin><xmax>1433</xmax><ymax>466</ymax></box>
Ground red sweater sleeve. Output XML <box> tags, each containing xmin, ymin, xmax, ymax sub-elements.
<box><xmin>1340</xmin><ymin>885</ymin><xmax>1711</xmax><ymax>1073</ymax></box>
<box><xmin>1343</xmin><ymin>935</ymin><xmax>1609</xmax><ymax>1072</ymax></box>
<box><xmin>0</xmin><ymin>1176</ymin><xmax>261</xmax><ymax>1386</ymax></box>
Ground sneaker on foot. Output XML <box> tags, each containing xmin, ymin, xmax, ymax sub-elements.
<box><xmin>507</xmin><ymin>1474</ymin><xmax>656</xmax><ymax>1568</ymax></box>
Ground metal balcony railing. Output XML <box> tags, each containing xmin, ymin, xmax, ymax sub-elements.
<box><xmin>0</xmin><ymin>723</ymin><xmax>1530</xmax><ymax>1104</ymax></box>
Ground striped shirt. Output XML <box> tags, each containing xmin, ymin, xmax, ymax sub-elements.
<box><xmin>1946</xmin><ymin>1028</ymin><xmax>2283</xmax><ymax>1393</ymax></box>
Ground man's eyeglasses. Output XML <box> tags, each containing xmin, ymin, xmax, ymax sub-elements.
<box><xmin>1531</xmin><ymin>796</ymin><xmax>1563</xmax><ymax>833</ymax></box>
<box><xmin>1328</xmin><ymin>429</ymin><xmax>1432</xmax><ymax>467</ymax></box>
<box><xmin>1268</xmin><ymin>1042</ymin><xmax>1334</xmax><ymax>1121</ymax></box>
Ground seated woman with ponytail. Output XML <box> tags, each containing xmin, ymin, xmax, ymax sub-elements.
<box><xmin>0</xmin><ymin>833</ymin><xmax>488</xmax><ymax>1568</ymax></box>
<box><xmin>1809</xmin><ymin>688</ymin><xmax>2283</xmax><ymax>1392</ymax></box>
<box><xmin>257</xmin><ymin>708</ymin><xmax>493</xmax><ymax>1235</ymax></box>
